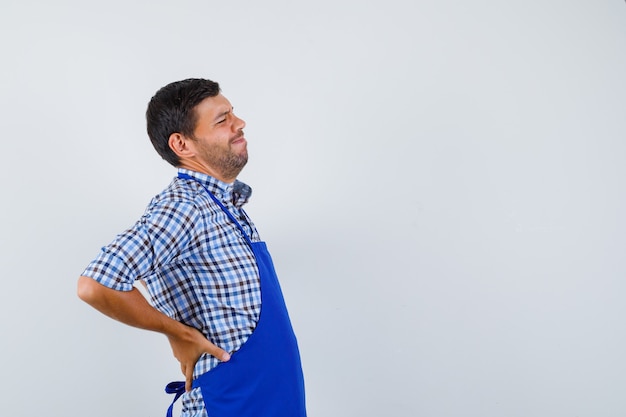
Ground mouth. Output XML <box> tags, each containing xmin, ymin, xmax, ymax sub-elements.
<box><xmin>230</xmin><ymin>132</ymin><xmax>246</xmax><ymax>145</ymax></box>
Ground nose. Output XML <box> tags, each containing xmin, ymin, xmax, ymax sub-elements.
<box><xmin>234</xmin><ymin>114</ymin><xmax>246</xmax><ymax>131</ymax></box>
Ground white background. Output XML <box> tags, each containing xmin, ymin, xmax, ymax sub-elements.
<box><xmin>1</xmin><ymin>1</ymin><xmax>625</xmax><ymax>416</ymax></box>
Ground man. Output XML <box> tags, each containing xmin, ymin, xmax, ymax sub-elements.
<box><xmin>77</xmin><ymin>78</ymin><xmax>306</xmax><ymax>417</ymax></box>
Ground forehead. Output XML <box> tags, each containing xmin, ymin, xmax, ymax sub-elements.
<box><xmin>194</xmin><ymin>93</ymin><xmax>232</xmax><ymax>118</ymax></box>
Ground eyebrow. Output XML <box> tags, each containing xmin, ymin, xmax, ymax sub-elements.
<box><xmin>213</xmin><ymin>108</ymin><xmax>233</xmax><ymax>122</ymax></box>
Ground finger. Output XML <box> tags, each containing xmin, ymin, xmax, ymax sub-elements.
<box><xmin>216</xmin><ymin>348</ymin><xmax>231</xmax><ymax>362</ymax></box>
<box><xmin>185</xmin><ymin>366</ymin><xmax>193</xmax><ymax>392</ymax></box>
<box><xmin>203</xmin><ymin>341</ymin><xmax>231</xmax><ymax>362</ymax></box>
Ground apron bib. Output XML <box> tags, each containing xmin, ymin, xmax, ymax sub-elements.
<box><xmin>165</xmin><ymin>173</ymin><xmax>306</xmax><ymax>417</ymax></box>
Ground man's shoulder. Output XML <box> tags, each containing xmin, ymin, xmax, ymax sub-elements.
<box><xmin>146</xmin><ymin>178</ymin><xmax>204</xmax><ymax>212</ymax></box>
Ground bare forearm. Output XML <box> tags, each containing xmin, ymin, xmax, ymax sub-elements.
<box><xmin>78</xmin><ymin>275</ymin><xmax>229</xmax><ymax>389</ymax></box>
<box><xmin>77</xmin><ymin>275</ymin><xmax>182</xmax><ymax>337</ymax></box>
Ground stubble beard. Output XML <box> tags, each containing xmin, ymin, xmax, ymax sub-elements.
<box><xmin>200</xmin><ymin>142</ymin><xmax>248</xmax><ymax>180</ymax></box>
<box><xmin>218</xmin><ymin>147</ymin><xmax>248</xmax><ymax>180</ymax></box>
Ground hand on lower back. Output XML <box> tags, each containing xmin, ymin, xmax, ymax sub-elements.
<box><xmin>167</xmin><ymin>324</ymin><xmax>231</xmax><ymax>391</ymax></box>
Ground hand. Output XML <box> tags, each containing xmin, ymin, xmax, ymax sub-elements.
<box><xmin>77</xmin><ymin>277</ymin><xmax>231</xmax><ymax>391</ymax></box>
<box><xmin>166</xmin><ymin>324</ymin><xmax>231</xmax><ymax>391</ymax></box>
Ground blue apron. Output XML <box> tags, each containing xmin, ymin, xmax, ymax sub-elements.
<box><xmin>165</xmin><ymin>173</ymin><xmax>306</xmax><ymax>417</ymax></box>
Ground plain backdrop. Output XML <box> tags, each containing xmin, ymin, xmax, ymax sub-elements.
<box><xmin>1</xmin><ymin>1</ymin><xmax>625</xmax><ymax>416</ymax></box>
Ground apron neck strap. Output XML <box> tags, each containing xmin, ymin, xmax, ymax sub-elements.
<box><xmin>178</xmin><ymin>172</ymin><xmax>253</xmax><ymax>247</ymax></box>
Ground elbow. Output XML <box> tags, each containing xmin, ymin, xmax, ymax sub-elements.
<box><xmin>77</xmin><ymin>275</ymin><xmax>98</xmax><ymax>304</ymax></box>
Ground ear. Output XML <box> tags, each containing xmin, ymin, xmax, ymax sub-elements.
<box><xmin>168</xmin><ymin>133</ymin><xmax>196</xmax><ymax>159</ymax></box>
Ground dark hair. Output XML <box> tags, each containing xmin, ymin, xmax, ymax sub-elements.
<box><xmin>146</xmin><ymin>78</ymin><xmax>221</xmax><ymax>166</ymax></box>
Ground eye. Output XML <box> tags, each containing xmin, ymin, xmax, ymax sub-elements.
<box><xmin>216</xmin><ymin>118</ymin><xmax>226</xmax><ymax>125</ymax></box>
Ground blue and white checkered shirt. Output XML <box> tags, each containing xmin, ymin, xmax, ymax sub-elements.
<box><xmin>82</xmin><ymin>168</ymin><xmax>262</xmax><ymax>416</ymax></box>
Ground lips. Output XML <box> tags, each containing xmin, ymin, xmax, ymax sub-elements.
<box><xmin>230</xmin><ymin>132</ymin><xmax>246</xmax><ymax>145</ymax></box>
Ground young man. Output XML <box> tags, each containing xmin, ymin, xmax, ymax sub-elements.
<box><xmin>77</xmin><ymin>78</ymin><xmax>306</xmax><ymax>417</ymax></box>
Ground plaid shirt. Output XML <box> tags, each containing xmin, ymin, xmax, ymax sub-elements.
<box><xmin>82</xmin><ymin>168</ymin><xmax>262</xmax><ymax>416</ymax></box>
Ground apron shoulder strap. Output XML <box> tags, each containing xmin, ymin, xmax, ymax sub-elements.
<box><xmin>178</xmin><ymin>172</ymin><xmax>253</xmax><ymax>247</ymax></box>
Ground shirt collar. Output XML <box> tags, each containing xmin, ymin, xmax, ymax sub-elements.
<box><xmin>177</xmin><ymin>168</ymin><xmax>252</xmax><ymax>208</ymax></box>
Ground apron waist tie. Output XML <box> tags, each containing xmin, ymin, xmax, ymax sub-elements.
<box><xmin>165</xmin><ymin>381</ymin><xmax>185</xmax><ymax>417</ymax></box>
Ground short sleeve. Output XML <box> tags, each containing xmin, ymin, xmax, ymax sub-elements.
<box><xmin>81</xmin><ymin>198</ymin><xmax>202</xmax><ymax>291</ymax></box>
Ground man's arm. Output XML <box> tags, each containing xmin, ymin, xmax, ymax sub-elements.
<box><xmin>77</xmin><ymin>275</ymin><xmax>230</xmax><ymax>391</ymax></box>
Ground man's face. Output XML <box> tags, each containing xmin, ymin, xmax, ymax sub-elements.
<box><xmin>189</xmin><ymin>93</ymin><xmax>248</xmax><ymax>181</ymax></box>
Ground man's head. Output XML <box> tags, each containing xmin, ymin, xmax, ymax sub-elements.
<box><xmin>147</xmin><ymin>78</ymin><xmax>221</xmax><ymax>167</ymax></box>
<box><xmin>146</xmin><ymin>78</ymin><xmax>248</xmax><ymax>182</ymax></box>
